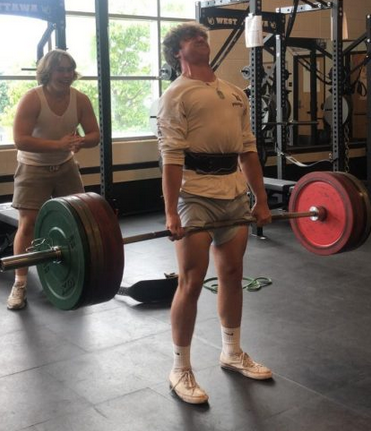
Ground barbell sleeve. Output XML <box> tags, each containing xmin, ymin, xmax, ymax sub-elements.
<box><xmin>0</xmin><ymin>247</ymin><xmax>62</xmax><ymax>272</ymax></box>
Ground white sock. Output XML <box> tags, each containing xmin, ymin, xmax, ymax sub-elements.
<box><xmin>15</xmin><ymin>275</ymin><xmax>27</xmax><ymax>286</ymax></box>
<box><xmin>221</xmin><ymin>326</ymin><xmax>241</xmax><ymax>356</ymax></box>
<box><xmin>172</xmin><ymin>344</ymin><xmax>191</xmax><ymax>372</ymax></box>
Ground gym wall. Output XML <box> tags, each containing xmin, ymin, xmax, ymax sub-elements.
<box><xmin>0</xmin><ymin>0</ymin><xmax>369</xmax><ymax>211</ymax></box>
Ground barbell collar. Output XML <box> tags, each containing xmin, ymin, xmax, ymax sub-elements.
<box><xmin>0</xmin><ymin>247</ymin><xmax>62</xmax><ymax>272</ymax></box>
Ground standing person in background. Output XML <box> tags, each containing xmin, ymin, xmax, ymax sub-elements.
<box><xmin>157</xmin><ymin>23</ymin><xmax>273</xmax><ymax>405</ymax></box>
<box><xmin>7</xmin><ymin>49</ymin><xmax>100</xmax><ymax>310</ymax></box>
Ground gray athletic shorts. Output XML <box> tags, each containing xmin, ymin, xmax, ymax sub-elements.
<box><xmin>12</xmin><ymin>158</ymin><xmax>84</xmax><ymax>210</ymax></box>
<box><xmin>178</xmin><ymin>191</ymin><xmax>251</xmax><ymax>246</ymax></box>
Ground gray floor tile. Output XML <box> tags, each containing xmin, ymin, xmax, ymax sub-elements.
<box><xmin>0</xmin><ymin>368</ymin><xmax>90</xmax><ymax>431</ymax></box>
<box><xmin>0</xmin><ymin>212</ymin><xmax>370</xmax><ymax>430</ymax></box>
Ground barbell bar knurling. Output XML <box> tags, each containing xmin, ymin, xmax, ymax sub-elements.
<box><xmin>121</xmin><ymin>208</ymin><xmax>324</xmax><ymax>245</ymax></box>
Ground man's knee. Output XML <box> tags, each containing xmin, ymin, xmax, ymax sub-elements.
<box><xmin>177</xmin><ymin>277</ymin><xmax>204</xmax><ymax>301</ymax></box>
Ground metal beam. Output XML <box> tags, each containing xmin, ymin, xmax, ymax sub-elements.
<box><xmin>276</xmin><ymin>2</ymin><xmax>332</xmax><ymax>14</ymax></box>
<box><xmin>95</xmin><ymin>0</ymin><xmax>115</xmax><ymax>207</ymax></box>
<box><xmin>367</xmin><ymin>14</ymin><xmax>371</xmax><ymax>193</ymax></box>
<box><xmin>331</xmin><ymin>0</ymin><xmax>345</xmax><ymax>172</ymax></box>
<box><xmin>197</xmin><ymin>0</ymin><xmax>248</xmax><ymax>8</ymax></box>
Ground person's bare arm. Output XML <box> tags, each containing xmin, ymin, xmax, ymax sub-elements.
<box><xmin>162</xmin><ymin>163</ymin><xmax>184</xmax><ymax>239</ymax></box>
<box><xmin>74</xmin><ymin>92</ymin><xmax>100</xmax><ymax>151</ymax></box>
<box><xmin>239</xmin><ymin>151</ymin><xmax>271</xmax><ymax>226</ymax></box>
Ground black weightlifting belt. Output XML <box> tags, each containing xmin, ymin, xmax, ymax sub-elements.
<box><xmin>184</xmin><ymin>152</ymin><xmax>238</xmax><ymax>175</ymax></box>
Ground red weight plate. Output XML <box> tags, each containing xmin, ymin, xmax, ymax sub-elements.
<box><xmin>289</xmin><ymin>172</ymin><xmax>356</xmax><ymax>255</ymax></box>
<box><xmin>333</xmin><ymin>172</ymin><xmax>371</xmax><ymax>250</ymax></box>
<box><xmin>330</xmin><ymin>173</ymin><xmax>365</xmax><ymax>252</ymax></box>
<box><xmin>74</xmin><ymin>193</ymin><xmax>124</xmax><ymax>304</ymax></box>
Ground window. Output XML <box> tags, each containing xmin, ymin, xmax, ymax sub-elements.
<box><xmin>0</xmin><ymin>0</ymin><xmax>195</xmax><ymax>145</ymax></box>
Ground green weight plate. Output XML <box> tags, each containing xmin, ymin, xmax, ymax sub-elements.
<box><xmin>333</xmin><ymin>172</ymin><xmax>371</xmax><ymax>250</ymax></box>
<box><xmin>35</xmin><ymin>198</ymin><xmax>89</xmax><ymax>310</ymax></box>
<box><xmin>60</xmin><ymin>195</ymin><xmax>105</xmax><ymax>308</ymax></box>
<box><xmin>289</xmin><ymin>171</ymin><xmax>356</xmax><ymax>256</ymax></box>
<box><xmin>74</xmin><ymin>193</ymin><xmax>124</xmax><ymax>303</ymax></box>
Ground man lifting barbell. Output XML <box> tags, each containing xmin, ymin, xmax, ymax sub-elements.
<box><xmin>1</xmin><ymin>24</ymin><xmax>370</xmax><ymax>409</ymax></box>
<box><xmin>157</xmin><ymin>22</ymin><xmax>371</xmax><ymax>406</ymax></box>
<box><xmin>157</xmin><ymin>22</ymin><xmax>274</xmax><ymax>405</ymax></box>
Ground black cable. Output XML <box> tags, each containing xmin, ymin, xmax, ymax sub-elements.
<box><xmin>296</xmin><ymin>56</ymin><xmax>332</xmax><ymax>85</ymax></box>
<box><xmin>203</xmin><ymin>276</ymin><xmax>273</xmax><ymax>293</ymax></box>
<box><xmin>344</xmin><ymin>55</ymin><xmax>370</xmax><ymax>95</ymax></box>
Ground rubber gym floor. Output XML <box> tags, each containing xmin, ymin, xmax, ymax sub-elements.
<box><xmin>0</xmin><ymin>213</ymin><xmax>370</xmax><ymax>431</ymax></box>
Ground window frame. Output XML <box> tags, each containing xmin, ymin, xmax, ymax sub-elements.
<box><xmin>0</xmin><ymin>2</ymin><xmax>195</xmax><ymax>147</ymax></box>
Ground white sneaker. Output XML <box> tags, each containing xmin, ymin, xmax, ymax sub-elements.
<box><xmin>220</xmin><ymin>350</ymin><xmax>272</xmax><ymax>380</ymax></box>
<box><xmin>169</xmin><ymin>369</ymin><xmax>209</xmax><ymax>404</ymax></box>
<box><xmin>7</xmin><ymin>282</ymin><xmax>27</xmax><ymax>310</ymax></box>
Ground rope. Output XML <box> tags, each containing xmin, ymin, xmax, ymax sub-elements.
<box><xmin>203</xmin><ymin>276</ymin><xmax>273</xmax><ymax>294</ymax></box>
<box><xmin>276</xmin><ymin>149</ymin><xmax>332</xmax><ymax>168</ymax></box>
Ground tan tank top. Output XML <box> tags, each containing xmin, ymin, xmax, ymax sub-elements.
<box><xmin>17</xmin><ymin>86</ymin><xmax>79</xmax><ymax>166</ymax></box>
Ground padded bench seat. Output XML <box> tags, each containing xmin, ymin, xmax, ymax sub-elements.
<box><xmin>263</xmin><ymin>177</ymin><xmax>296</xmax><ymax>194</ymax></box>
<box><xmin>0</xmin><ymin>203</ymin><xmax>19</xmax><ymax>228</ymax></box>
<box><xmin>263</xmin><ymin>177</ymin><xmax>296</xmax><ymax>209</ymax></box>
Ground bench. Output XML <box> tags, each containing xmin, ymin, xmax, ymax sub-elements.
<box><xmin>0</xmin><ymin>203</ymin><xmax>18</xmax><ymax>256</ymax></box>
<box><xmin>263</xmin><ymin>177</ymin><xmax>296</xmax><ymax>209</ymax></box>
<box><xmin>0</xmin><ymin>202</ymin><xmax>19</xmax><ymax>228</ymax></box>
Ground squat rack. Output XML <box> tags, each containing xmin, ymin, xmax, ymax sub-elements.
<box><xmin>196</xmin><ymin>0</ymin><xmax>366</xmax><ymax>183</ymax></box>
<box><xmin>0</xmin><ymin>0</ymin><xmax>66</xmax><ymax>59</ymax></box>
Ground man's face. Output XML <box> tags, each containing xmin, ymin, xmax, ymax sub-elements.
<box><xmin>177</xmin><ymin>33</ymin><xmax>210</xmax><ymax>65</ymax></box>
<box><xmin>50</xmin><ymin>57</ymin><xmax>75</xmax><ymax>89</ymax></box>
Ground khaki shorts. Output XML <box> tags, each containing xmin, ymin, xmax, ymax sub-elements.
<box><xmin>12</xmin><ymin>158</ymin><xmax>84</xmax><ymax>210</ymax></box>
<box><xmin>178</xmin><ymin>191</ymin><xmax>251</xmax><ymax>246</ymax></box>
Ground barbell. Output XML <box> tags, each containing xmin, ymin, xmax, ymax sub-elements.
<box><xmin>0</xmin><ymin>171</ymin><xmax>370</xmax><ymax>311</ymax></box>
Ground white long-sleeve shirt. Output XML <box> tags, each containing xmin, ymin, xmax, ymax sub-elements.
<box><xmin>157</xmin><ymin>75</ymin><xmax>257</xmax><ymax>199</ymax></box>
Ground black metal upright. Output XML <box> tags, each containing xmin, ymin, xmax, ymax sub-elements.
<box><xmin>292</xmin><ymin>54</ymin><xmax>300</xmax><ymax>146</ymax></box>
<box><xmin>95</xmin><ymin>0</ymin><xmax>114</xmax><ymax>206</ymax></box>
<box><xmin>248</xmin><ymin>0</ymin><xmax>265</xmax><ymax>237</ymax></box>
<box><xmin>309</xmin><ymin>48</ymin><xmax>318</xmax><ymax>146</ymax></box>
<box><xmin>55</xmin><ymin>0</ymin><xmax>66</xmax><ymax>50</ymax></box>
<box><xmin>331</xmin><ymin>0</ymin><xmax>345</xmax><ymax>172</ymax></box>
<box><xmin>249</xmin><ymin>0</ymin><xmax>265</xmax><ymax>167</ymax></box>
<box><xmin>275</xmin><ymin>13</ymin><xmax>288</xmax><ymax>179</ymax></box>
<box><xmin>367</xmin><ymin>14</ymin><xmax>371</xmax><ymax>194</ymax></box>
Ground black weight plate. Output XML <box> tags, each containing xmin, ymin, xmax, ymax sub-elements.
<box><xmin>74</xmin><ymin>193</ymin><xmax>124</xmax><ymax>303</ymax></box>
<box><xmin>60</xmin><ymin>195</ymin><xmax>105</xmax><ymax>307</ymax></box>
